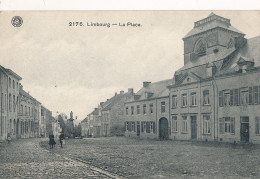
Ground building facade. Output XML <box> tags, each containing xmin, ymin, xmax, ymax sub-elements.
<box><xmin>168</xmin><ymin>13</ymin><xmax>260</xmax><ymax>143</ymax></box>
<box><xmin>0</xmin><ymin>66</ymin><xmax>8</xmax><ymax>140</ymax></box>
<box><xmin>101</xmin><ymin>89</ymin><xmax>134</xmax><ymax>137</ymax></box>
<box><xmin>125</xmin><ymin>80</ymin><xmax>172</xmax><ymax>139</ymax></box>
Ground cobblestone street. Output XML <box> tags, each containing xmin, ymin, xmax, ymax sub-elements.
<box><xmin>0</xmin><ymin>138</ymin><xmax>118</xmax><ymax>179</ymax></box>
<box><xmin>40</xmin><ymin>137</ymin><xmax>260</xmax><ymax>179</ymax></box>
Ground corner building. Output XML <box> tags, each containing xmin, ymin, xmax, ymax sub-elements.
<box><xmin>168</xmin><ymin>13</ymin><xmax>260</xmax><ymax>143</ymax></box>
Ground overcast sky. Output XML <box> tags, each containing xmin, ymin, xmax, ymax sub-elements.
<box><xmin>1</xmin><ymin>11</ymin><xmax>259</xmax><ymax>123</ymax></box>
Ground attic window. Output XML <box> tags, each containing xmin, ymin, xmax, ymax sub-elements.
<box><xmin>194</xmin><ymin>39</ymin><xmax>206</xmax><ymax>56</ymax></box>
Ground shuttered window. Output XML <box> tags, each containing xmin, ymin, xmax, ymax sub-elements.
<box><xmin>254</xmin><ymin>86</ymin><xmax>259</xmax><ymax>104</ymax></box>
<box><xmin>146</xmin><ymin>122</ymin><xmax>150</xmax><ymax>133</ymax></box>
<box><xmin>219</xmin><ymin>118</ymin><xmax>224</xmax><ymax>134</ymax></box>
<box><xmin>234</xmin><ymin>89</ymin><xmax>239</xmax><ymax>105</ymax></box>
<box><xmin>249</xmin><ymin>87</ymin><xmax>253</xmax><ymax>105</ymax></box>
<box><xmin>256</xmin><ymin>117</ymin><xmax>260</xmax><ymax>135</ymax></box>
<box><xmin>230</xmin><ymin>90</ymin><xmax>234</xmax><ymax>106</ymax></box>
<box><xmin>219</xmin><ymin>91</ymin><xmax>223</xmax><ymax>107</ymax></box>
<box><xmin>141</xmin><ymin>122</ymin><xmax>144</xmax><ymax>132</ymax></box>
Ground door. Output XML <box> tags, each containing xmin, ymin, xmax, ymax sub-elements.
<box><xmin>159</xmin><ymin>118</ymin><xmax>169</xmax><ymax>140</ymax></box>
<box><xmin>240</xmin><ymin>117</ymin><xmax>249</xmax><ymax>142</ymax></box>
<box><xmin>191</xmin><ymin>116</ymin><xmax>197</xmax><ymax>139</ymax></box>
<box><xmin>137</xmin><ymin>121</ymin><xmax>140</xmax><ymax>136</ymax></box>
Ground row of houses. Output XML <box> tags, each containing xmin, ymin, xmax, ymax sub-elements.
<box><xmin>83</xmin><ymin>13</ymin><xmax>260</xmax><ymax>144</ymax></box>
<box><xmin>0</xmin><ymin>65</ymin><xmax>53</xmax><ymax>141</ymax></box>
<box><xmin>81</xmin><ymin>89</ymin><xmax>134</xmax><ymax>137</ymax></box>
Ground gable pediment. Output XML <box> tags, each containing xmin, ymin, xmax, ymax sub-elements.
<box><xmin>176</xmin><ymin>72</ymin><xmax>201</xmax><ymax>86</ymax></box>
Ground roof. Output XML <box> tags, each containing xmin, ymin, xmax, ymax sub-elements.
<box><xmin>183</xmin><ymin>13</ymin><xmax>244</xmax><ymax>39</ymax></box>
<box><xmin>102</xmin><ymin>92</ymin><xmax>132</xmax><ymax>111</ymax></box>
<box><xmin>177</xmin><ymin>47</ymin><xmax>236</xmax><ymax>72</ymax></box>
<box><xmin>0</xmin><ymin>65</ymin><xmax>22</xmax><ymax>80</ymax></box>
<box><xmin>126</xmin><ymin>79</ymin><xmax>173</xmax><ymax>103</ymax></box>
<box><xmin>20</xmin><ymin>88</ymin><xmax>41</xmax><ymax>104</ymax></box>
<box><xmin>216</xmin><ymin>36</ymin><xmax>260</xmax><ymax>76</ymax></box>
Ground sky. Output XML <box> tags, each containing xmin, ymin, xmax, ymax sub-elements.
<box><xmin>0</xmin><ymin>11</ymin><xmax>259</xmax><ymax>123</ymax></box>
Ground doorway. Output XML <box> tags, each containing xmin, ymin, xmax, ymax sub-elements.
<box><xmin>191</xmin><ymin>116</ymin><xmax>197</xmax><ymax>139</ymax></box>
<box><xmin>240</xmin><ymin>117</ymin><xmax>249</xmax><ymax>142</ymax></box>
<box><xmin>137</xmin><ymin>121</ymin><xmax>140</xmax><ymax>136</ymax></box>
<box><xmin>159</xmin><ymin>118</ymin><xmax>168</xmax><ymax>140</ymax></box>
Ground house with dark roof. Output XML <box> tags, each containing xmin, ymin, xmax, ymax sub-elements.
<box><xmin>168</xmin><ymin>13</ymin><xmax>260</xmax><ymax>143</ymax></box>
<box><xmin>125</xmin><ymin>79</ymin><xmax>173</xmax><ymax>139</ymax></box>
<box><xmin>101</xmin><ymin>89</ymin><xmax>134</xmax><ymax>137</ymax></box>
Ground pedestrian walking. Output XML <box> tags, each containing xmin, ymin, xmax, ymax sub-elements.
<box><xmin>49</xmin><ymin>132</ymin><xmax>56</xmax><ymax>149</ymax></box>
<box><xmin>59</xmin><ymin>133</ymin><xmax>65</xmax><ymax>148</ymax></box>
<box><xmin>7</xmin><ymin>133</ymin><xmax>11</xmax><ymax>144</ymax></box>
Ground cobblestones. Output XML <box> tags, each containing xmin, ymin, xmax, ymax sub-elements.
<box><xmin>0</xmin><ymin>138</ymin><xmax>118</xmax><ymax>179</ymax></box>
<box><xmin>40</xmin><ymin>137</ymin><xmax>260</xmax><ymax>179</ymax></box>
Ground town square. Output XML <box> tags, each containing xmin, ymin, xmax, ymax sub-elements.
<box><xmin>0</xmin><ymin>11</ymin><xmax>260</xmax><ymax>178</ymax></box>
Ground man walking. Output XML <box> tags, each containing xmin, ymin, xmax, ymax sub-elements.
<box><xmin>59</xmin><ymin>133</ymin><xmax>65</xmax><ymax>148</ymax></box>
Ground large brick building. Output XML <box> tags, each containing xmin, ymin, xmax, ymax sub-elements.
<box><xmin>124</xmin><ymin>13</ymin><xmax>260</xmax><ymax>144</ymax></box>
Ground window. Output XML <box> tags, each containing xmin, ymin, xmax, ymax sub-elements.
<box><xmin>125</xmin><ymin>122</ymin><xmax>129</xmax><ymax>131</ymax></box>
<box><xmin>137</xmin><ymin>105</ymin><xmax>140</xmax><ymax>114</ymax></box>
<box><xmin>25</xmin><ymin>106</ymin><xmax>27</xmax><ymax>115</ymax></box>
<box><xmin>13</xmin><ymin>95</ymin><xmax>15</xmax><ymax>112</ymax></box>
<box><xmin>254</xmin><ymin>86</ymin><xmax>259</xmax><ymax>104</ymax></box>
<box><xmin>182</xmin><ymin>94</ymin><xmax>187</xmax><ymax>107</ymax></box>
<box><xmin>240</xmin><ymin>88</ymin><xmax>248</xmax><ymax>105</ymax></box>
<box><xmin>161</xmin><ymin>102</ymin><xmax>165</xmax><ymax>113</ymax></box>
<box><xmin>150</xmin><ymin>103</ymin><xmax>153</xmax><ymax>114</ymax></box>
<box><xmin>219</xmin><ymin>91</ymin><xmax>223</xmax><ymax>107</ymax></box>
<box><xmin>203</xmin><ymin>90</ymin><xmax>210</xmax><ymax>105</ymax></box>
<box><xmin>16</xmin><ymin>82</ymin><xmax>18</xmax><ymax>90</ymax></box>
<box><xmin>126</xmin><ymin>107</ymin><xmax>129</xmax><ymax>115</ymax></box>
<box><xmin>9</xmin><ymin>94</ymin><xmax>11</xmax><ymax>112</ymax></box>
<box><xmin>249</xmin><ymin>87</ymin><xmax>253</xmax><ymax>105</ymax></box>
<box><xmin>194</xmin><ymin>39</ymin><xmax>206</xmax><ymax>56</ymax></box>
<box><xmin>172</xmin><ymin>95</ymin><xmax>177</xmax><ymax>108</ymax></box>
<box><xmin>230</xmin><ymin>90</ymin><xmax>234</xmax><ymax>106</ymax></box>
<box><xmin>146</xmin><ymin>122</ymin><xmax>150</xmax><ymax>133</ymax></box>
<box><xmin>9</xmin><ymin>78</ymin><xmax>11</xmax><ymax>88</ymax></box>
<box><xmin>1</xmin><ymin>93</ymin><xmax>3</xmax><ymax>112</ymax></box>
<box><xmin>131</xmin><ymin>106</ymin><xmax>134</xmax><ymax>115</ymax></box>
<box><xmin>142</xmin><ymin>121</ymin><xmax>146</xmax><ymax>132</ymax></box>
<box><xmin>256</xmin><ymin>117</ymin><xmax>260</xmax><ymax>135</ymax></box>
<box><xmin>143</xmin><ymin>104</ymin><xmax>146</xmax><ymax>114</ymax></box>
<box><xmin>224</xmin><ymin>117</ymin><xmax>235</xmax><ymax>134</ymax></box>
<box><xmin>13</xmin><ymin>80</ymin><xmax>15</xmax><ymax>89</ymax></box>
<box><xmin>131</xmin><ymin>122</ymin><xmax>135</xmax><ymax>132</ymax></box>
<box><xmin>234</xmin><ymin>89</ymin><xmax>239</xmax><ymax>105</ymax></box>
<box><xmin>191</xmin><ymin>92</ymin><xmax>197</xmax><ymax>106</ymax></box>
<box><xmin>29</xmin><ymin>107</ymin><xmax>31</xmax><ymax>116</ymax></box>
<box><xmin>182</xmin><ymin>116</ymin><xmax>188</xmax><ymax>133</ymax></box>
<box><xmin>172</xmin><ymin>116</ymin><xmax>178</xmax><ymax>132</ymax></box>
<box><xmin>150</xmin><ymin>122</ymin><xmax>154</xmax><ymax>133</ymax></box>
<box><xmin>203</xmin><ymin>115</ymin><xmax>211</xmax><ymax>134</ymax></box>
<box><xmin>223</xmin><ymin>90</ymin><xmax>230</xmax><ymax>106</ymax></box>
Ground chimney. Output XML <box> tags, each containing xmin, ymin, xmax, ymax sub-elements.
<box><xmin>128</xmin><ymin>88</ymin><xmax>134</xmax><ymax>95</ymax></box>
<box><xmin>120</xmin><ymin>90</ymin><xmax>124</xmax><ymax>94</ymax></box>
<box><xmin>94</xmin><ymin>108</ymin><xmax>98</xmax><ymax>110</ymax></box>
<box><xmin>115</xmin><ymin>92</ymin><xmax>117</xmax><ymax>96</ymax></box>
<box><xmin>143</xmin><ymin>81</ymin><xmax>151</xmax><ymax>87</ymax></box>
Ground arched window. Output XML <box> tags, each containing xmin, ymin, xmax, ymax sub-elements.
<box><xmin>227</xmin><ymin>38</ymin><xmax>234</xmax><ymax>49</ymax></box>
<box><xmin>194</xmin><ymin>39</ymin><xmax>207</xmax><ymax>56</ymax></box>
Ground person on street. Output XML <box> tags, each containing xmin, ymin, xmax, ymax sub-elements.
<box><xmin>7</xmin><ymin>133</ymin><xmax>11</xmax><ymax>144</ymax></box>
<box><xmin>59</xmin><ymin>133</ymin><xmax>65</xmax><ymax>148</ymax></box>
<box><xmin>49</xmin><ymin>132</ymin><xmax>56</xmax><ymax>149</ymax></box>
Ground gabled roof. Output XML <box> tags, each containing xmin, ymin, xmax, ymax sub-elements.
<box><xmin>102</xmin><ymin>92</ymin><xmax>132</xmax><ymax>111</ymax></box>
<box><xmin>183</xmin><ymin>13</ymin><xmax>244</xmax><ymax>39</ymax></box>
<box><xmin>0</xmin><ymin>65</ymin><xmax>22</xmax><ymax>80</ymax></box>
<box><xmin>126</xmin><ymin>79</ymin><xmax>173</xmax><ymax>103</ymax></box>
<box><xmin>216</xmin><ymin>36</ymin><xmax>260</xmax><ymax>76</ymax></box>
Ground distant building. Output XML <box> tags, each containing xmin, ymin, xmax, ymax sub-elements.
<box><xmin>0</xmin><ymin>66</ymin><xmax>22</xmax><ymax>140</ymax></box>
<box><xmin>81</xmin><ymin>117</ymin><xmax>89</xmax><ymax>137</ymax></box>
<box><xmin>18</xmin><ymin>86</ymin><xmax>41</xmax><ymax>138</ymax></box>
<box><xmin>124</xmin><ymin>80</ymin><xmax>172</xmax><ymax>139</ymax></box>
<box><xmin>101</xmin><ymin>89</ymin><xmax>134</xmax><ymax>137</ymax></box>
<box><xmin>52</xmin><ymin>117</ymin><xmax>62</xmax><ymax>139</ymax></box>
<box><xmin>40</xmin><ymin>106</ymin><xmax>52</xmax><ymax>137</ymax></box>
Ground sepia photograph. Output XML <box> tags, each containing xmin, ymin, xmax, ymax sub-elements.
<box><xmin>0</xmin><ymin>10</ymin><xmax>260</xmax><ymax>178</ymax></box>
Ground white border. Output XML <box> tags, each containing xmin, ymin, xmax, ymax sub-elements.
<box><xmin>0</xmin><ymin>0</ymin><xmax>259</xmax><ymax>10</ymax></box>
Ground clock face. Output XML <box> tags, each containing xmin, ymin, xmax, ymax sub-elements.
<box><xmin>207</xmin><ymin>33</ymin><xmax>218</xmax><ymax>47</ymax></box>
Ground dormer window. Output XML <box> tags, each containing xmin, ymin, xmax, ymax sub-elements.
<box><xmin>194</xmin><ymin>39</ymin><xmax>206</xmax><ymax>56</ymax></box>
